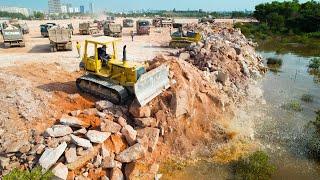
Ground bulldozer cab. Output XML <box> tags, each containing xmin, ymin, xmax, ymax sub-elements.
<box><xmin>83</xmin><ymin>36</ymin><xmax>118</xmax><ymax>73</ymax></box>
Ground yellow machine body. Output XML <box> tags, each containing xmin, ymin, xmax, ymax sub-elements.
<box><xmin>77</xmin><ymin>37</ymin><xmax>170</xmax><ymax>106</ymax></box>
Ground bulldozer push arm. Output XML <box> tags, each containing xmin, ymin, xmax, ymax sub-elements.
<box><xmin>134</xmin><ymin>65</ymin><xmax>170</xmax><ymax>106</ymax></box>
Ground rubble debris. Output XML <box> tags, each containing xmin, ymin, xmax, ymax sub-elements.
<box><xmin>60</xmin><ymin>115</ymin><xmax>89</xmax><ymax>128</ymax></box>
<box><xmin>65</xmin><ymin>144</ymin><xmax>77</xmax><ymax>163</ymax></box>
<box><xmin>70</xmin><ymin>134</ymin><xmax>93</xmax><ymax>149</ymax></box>
<box><xmin>111</xmin><ymin>134</ymin><xmax>128</xmax><ymax>154</ymax></box>
<box><xmin>44</xmin><ymin>125</ymin><xmax>73</xmax><ymax>137</ymax></box>
<box><xmin>39</xmin><ymin>142</ymin><xmax>67</xmax><ymax>170</ymax></box>
<box><xmin>101</xmin><ymin>120</ymin><xmax>122</xmax><ymax>133</ymax></box>
<box><xmin>121</xmin><ymin>125</ymin><xmax>137</xmax><ymax>146</ymax></box>
<box><xmin>117</xmin><ymin>117</ymin><xmax>127</xmax><ymax>127</ymax></box>
<box><xmin>86</xmin><ymin>130</ymin><xmax>111</xmax><ymax>143</ymax></box>
<box><xmin>95</xmin><ymin>100</ymin><xmax>114</xmax><ymax>111</ymax></box>
<box><xmin>52</xmin><ymin>162</ymin><xmax>68</xmax><ymax>180</ymax></box>
<box><xmin>73</xmin><ymin>128</ymin><xmax>87</xmax><ymax>135</ymax></box>
<box><xmin>129</xmin><ymin>102</ymin><xmax>151</xmax><ymax>118</ymax></box>
<box><xmin>110</xmin><ymin>167</ymin><xmax>124</xmax><ymax>180</ymax></box>
<box><xmin>137</xmin><ymin>127</ymin><xmax>160</xmax><ymax>152</ymax></box>
<box><xmin>134</xmin><ymin>117</ymin><xmax>157</xmax><ymax>128</ymax></box>
<box><xmin>115</xmin><ymin>143</ymin><xmax>146</xmax><ymax>163</ymax></box>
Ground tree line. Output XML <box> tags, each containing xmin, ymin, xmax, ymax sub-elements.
<box><xmin>253</xmin><ymin>0</ymin><xmax>320</xmax><ymax>33</ymax></box>
<box><xmin>0</xmin><ymin>11</ymin><xmax>45</xmax><ymax>20</ymax></box>
<box><xmin>109</xmin><ymin>10</ymin><xmax>252</xmax><ymax>19</ymax></box>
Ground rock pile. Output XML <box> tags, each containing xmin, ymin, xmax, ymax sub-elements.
<box><xmin>0</xmin><ymin>100</ymin><xmax>161</xmax><ymax>179</ymax></box>
<box><xmin>178</xmin><ymin>23</ymin><xmax>266</xmax><ymax>85</ymax></box>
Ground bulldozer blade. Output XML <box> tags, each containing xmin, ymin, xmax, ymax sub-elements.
<box><xmin>134</xmin><ymin>65</ymin><xmax>170</xmax><ymax>106</ymax></box>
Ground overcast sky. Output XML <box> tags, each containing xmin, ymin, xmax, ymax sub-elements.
<box><xmin>0</xmin><ymin>0</ymin><xmax>312</xmax><ymax>11</ymax></box>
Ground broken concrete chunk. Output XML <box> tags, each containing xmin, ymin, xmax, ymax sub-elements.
<box><xmin>82</xmin><ymin>108</ymin><xmax>98</xmax><ymax>116</ymax></box>
<box><xmin>86</xmin><ymin>130</ymin><xmax>111</xmax><ymax>144</ymax></box>
<box><xmin>0</xmin><ymin>156</ymin><xmax>10</xmax><ymax>169</ymax></box>
<box><xmin>110</xmin><ymin>167</ymin><xmax>124</xmax><ymax>180</ymax></box>
<box><xmin>129</xmin><ymin>102</ymin><xmax>151</xmax><ymax>118</ymax></box>
<box><xmin>121</xmin><ymin>125</ymin><xmax>137</xmax><ymax>146</ymax></box>
<box><xmin>94</xmin><ymin>154</ymin><xmax>103</xmax><ymax>167</ymax></box>
<box><xmin>101</xmin><ymin>145</ymin><xmax>111</xmax><ymax>158</ymax></box>
<box><xmin>45</xmin><ymin>125</ymin><xmax>73</xmax><ymax>138</ymax></box>
<box><xmin>73</xmin><ymin>128</ymin><xmax>87</xmax><ymax>135</ymax></box>
<box><xmin>65</xmin><ymin>144</ymin><xmax>77</xmax><ymax>164</ymax></box>
<box><xmin>134</xmin><ymin>117</ymin><xmax>157</xmax><ymax>128</ymax></box>
<box><xmin>100</xmin><ymin>120</ymin><xmax>122</xmax><ymax>133</ymax></box>
<box><xmin>97</xmin><ymin>111</ymin><xmax>107</xmax><ymax>119</ymax></box>
<box><xmin>115</xmin><ymin>143</ymin><xmax>146</xmax><ymax>163</ymax></box>
<box><xmin>95</xmin><ymin>100</ymin><xmax>114</xmax><ymax>111</ymax></box>
<box><xmin>102</xmin><ymin>155</ymin><xmax>116</xmax><ymax>168</ymax></box>
<box><xmin>137</xmin><ymin>127</ymin><xmax>160</xmax><ymax>152</ymax></box>
<box><xmin>19</xmin><ymin>144</ymin><xmax>31</xmax><ymax>154</ymax></box>
<box><xmin>111</xmin><ymin>134</ymin><xmax>128</xmax><ymax>154</ymax></box>
<box><xmin>39</xmin><ymin>142</ymin><xmax>67</xmax><ymax>170</ymax></box>
<box><xmin>70</xmin><ymin>134</ymin><xmax>92</xmax><ymax>149</ymax></box>
<box><xmin>5</xmin><ymin>139</ymin><xmax>28</xmax><ymax>153</ymax></box>
<box><xmin>117</xmin><ymin>116</ymin><xmax>127</xmax><ymax>127</ymax></box>
<box><xmin>60</xmin><ymin>115</ymin><xmax>89</xmax><ymax>128</ymax></box>
<box><xmin>179</xmin><ymin>52</ymin><xmax>191</xmax><ymax>61</ymax></box>
<box><xmin>52</xmin><ymin>162</ymin><xmax>68</xmax><ymax>180</ymax></box>
<box><xmin>70</xmin><ymin>110</ymin><xmax>81</xmax><ymax>117</ymax></box>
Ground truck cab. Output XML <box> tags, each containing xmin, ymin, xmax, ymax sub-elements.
<box><xmin>136</xmin><ymin>20</ymin><xmax>150</xmax><ymax>35</ymax></box>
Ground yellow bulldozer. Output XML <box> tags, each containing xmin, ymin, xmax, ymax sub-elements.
<box><xmin>76</xmin><ymin>37</ymin><xmax>170</xmax><ymax>106</ymax></box>
<box><xmin>169</xmin><ymin>24</ymin><xmax>202</xmax><ymax>48</ymax></box>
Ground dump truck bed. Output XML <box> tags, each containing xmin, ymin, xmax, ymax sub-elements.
<box><xmin>2</xmin><ymin>29</ymin><xmax>23</xmax><ymax>41</ymax></box>
<box><xmin>48</xmin><ymin>27</ymin><xmax>72</xmax><ymax>43</ymax></box>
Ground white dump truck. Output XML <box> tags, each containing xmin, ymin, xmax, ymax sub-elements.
<box><xmin>48</xmin><ymin>26</ymin><xmax>72</xmax><ymax>52</ymax></box>
<box><xmin>79</xmin><ymin>22</ymin><xmax>99</xmax><ymax>35</ymax></box>
<box><xmin>2</xmin><ymin>26</ymin><xmax>25</xmax><ymax>48</ymax></box>
<box><xmin>103</xmin><ymin>23</ymin><xmax>122</xmax><ymax>37</ymax></box>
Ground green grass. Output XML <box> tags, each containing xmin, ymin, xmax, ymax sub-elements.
<box><xmin>232</xmin><ymin>151</ymin><xmax>276</xmax><ymax>180</ymax></box>
<box><xmin>301</xmin><ymin>94</ymin><xmax>314</xmax><ymax>103</ymax></box>
<box><xmin>309</xmin><ymin>58</ymin><xmax>320</xmax><ymax>70</ymax></box>
<box><xmin>3</xmin><ymin>166</ymin><xmax>53</xmax><ymax>180</ymax></box>
<box><xmin>282</xmin><ymin>100</ymin><xmax>303</xmax><ymax>112</ymax></box>
<box><xmin>307</xmin><ymin>110</ymin><xmax>320</xmax><ymax>159</ymax></box>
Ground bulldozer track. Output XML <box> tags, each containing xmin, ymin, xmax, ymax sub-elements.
<box><xmin>76</xmin><ymin>73</ymin><xmax>129</xmax><ymax>105</ymax></box>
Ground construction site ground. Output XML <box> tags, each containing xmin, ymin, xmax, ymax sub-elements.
<box><xmin>0</xmin><ymin>18</ymin><xmax>262</xmax><ymax>178</ymax></box>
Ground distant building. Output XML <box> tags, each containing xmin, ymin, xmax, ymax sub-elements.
<box><xmin>68</xmin><ymin>7</ymin><xmax>74</xmax><ymax>13</ymax></box>
<box><xmin>80</xmin><ymin>6</ymin><xmax>85</xmax><ymax>14</ymax></box>
<box><xmin>0</xmin><ymin>6</ymin><xmax>29</xmax><ymax>16</ymax></box>
<box><xmin>61</xmin><ymin>5</ymin><xmax>68</xmax><ymax>13</ymax></box>
<box><xmin>48</xmin><ymin>0</ymin><xmax>61</xmax><ymax>14</ymax></box>
<box><xmin>89</xmin><ymin>3</ymin><xmax>94</xmax><ymax>14</ymax></box>
<box><xmin>66</xmin><ymin>3</ymin><xmax>72</xmax><ymax>13</ymax></box>
<box><xmin>74</xmin><ymin>7</ymin><xmax>80</xmax><ymax>13</ymax></box>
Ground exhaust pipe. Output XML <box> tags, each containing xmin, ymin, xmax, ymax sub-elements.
<box><xmin>123</xmin><ymin>45</ymin><xmax>127</xmax><ymax>62</ymax></box>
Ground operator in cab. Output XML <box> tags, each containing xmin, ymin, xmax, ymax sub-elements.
<box><xmin>98</xmin><ymin>45</ymin><xmax>111</xmax><ymax>65</ymax></box>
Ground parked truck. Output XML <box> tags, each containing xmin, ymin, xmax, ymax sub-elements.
<box><xmin>79</xmin><ymin>22</ymin><xmax>99</xmax><ymax>35</ymax></box>
<box><xmin>40</xmin><ymin>23</ymin><xmax>57</xmax><ymax>37</ymax></box>
<box><xmin>48</xmin><ymin>26</ymin><xmax>72</xmax><ymax>52</ymax></box>
<box><xmin>123</xmin><ymin>19</ymin><xmax>134</xmax><ymax>28</ymax></box>
<box><xmin>103</xmin><ymin>23</ymin><xmax>122</xmax><ymax>37</ymax></box>
<box><xmin>152</xmin><ymin>17</ymin><xmax>174</xmax><ymax>27</ymax></box>
<box><xmin>136</xmin><ymin>20</ymin><xmax>150</xmax><ymax>35</ymax></box>
<box><xmin>2</xmin><ymin>26</ymin><xmax>25</xmax><ymax>48</ymax></box>
<box><xmin>11</xmin><ymin>22</ymin><xmax>29</xmax><ymax>34</ymax></box>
